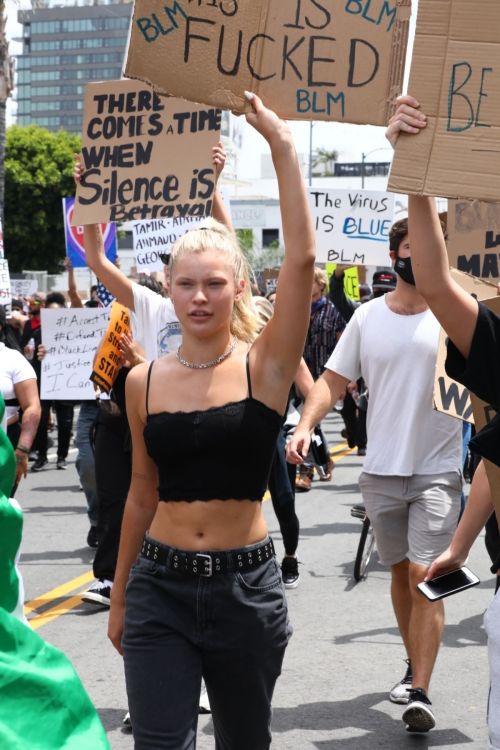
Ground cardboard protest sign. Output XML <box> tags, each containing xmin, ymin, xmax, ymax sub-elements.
<box><xmin>309</xmin><ymin>188</ymin><xmax>394</xmax><ymax>265</ymax></box>
<box><xmin>73</xmin><ymin>79</ymin><xmax>221</xmax><ymax>225</ymax></box>
<box><xmin>90</xmin><ymin>302</ymin><xmax>131</xmax><ymax>393</ymax></box>
<box><xmin>124</xmin><ymin>0</ymin><xmax>411</xmax><ymax>126</ymax></box>
<box><xmin>0</xmin><ymin>259</ymin><xmax>11</xmax><ymax>311</ymax></box>
<box><xmin>325</xmin><ymin>263</ymin><xmax>360</xmax><ymax>300</ymax></box>
<box><xmin>434</xmin><ymin>269</ymin><xmax>496</xmax><ymax>423</ymax></box>
<box><xmin>40</xmin><ymin>307</ymin><xmax>110</xmax><ymax>400</ymax></box>
<box><xmin>389</xmin><ymin>0</ymin><xmax>500</xmax><ymax>201</ymax></box>
<box><xmin>447</xmin><ymin>200</ymin><xmax>500</xmax><ymax>282</ymax></box>
<box><xmin>63</xmin><ymin>197</ymin><xmax>117</xmax><ymax>268</ymax></box>
<box><xmin>132</xmin><ymin>216</ymin><xmax>202</xmax><ymax>273</ymax></box>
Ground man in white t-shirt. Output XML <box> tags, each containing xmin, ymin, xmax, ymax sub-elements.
<box><xmin>288</xmin><ymin>217</ymin><xmax>462</xmax><ymax>735</ymax></box>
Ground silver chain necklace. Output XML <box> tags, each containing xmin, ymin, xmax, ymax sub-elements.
<box><xmin>176</xmin><ymin>338</ymin><xmax>237</xmax><ymax>369</ymax></box>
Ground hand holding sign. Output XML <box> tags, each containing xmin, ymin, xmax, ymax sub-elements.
<box><xmin>244</xmin><ymin>91</ymin><xmax>291</xmax><ymax>147</ymax></box>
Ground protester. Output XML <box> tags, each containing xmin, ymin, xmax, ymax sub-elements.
<box><xmin>297</xmin><ymin>267</ymin><xmax>345</xmax><ymax>490</ymax></box>
<box><xmin>387</xmin><ymin>92</ymin><xmax>500</xmax><ymax>750</ymax></box>
<box><xmin>0</xmin><ymin>306</ymin><xmax>40</xmax><ymax>489</ymax></box>
<box><xmin>107</xmin><ymin>92</ymin><xmax>315</xmax><ymax>749</ymax></box>
<box><xmin>288</xmin><ymin>213</ymin><xmax>463</xmax><ymax>734</ymax></box>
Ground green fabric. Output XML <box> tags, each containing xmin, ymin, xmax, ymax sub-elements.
<box><xmin>0</xmin><ymin>393</ymin><xmax>110</xmax><ymax>749</ymax></box>
<box><xmin>0</xmin><ymin>393</ymin><xmax>22</xmax><ymax>613</ymax></box>
<box><xmin>0</xmin><ymin>608</ymin><xmax>110</xmax><ymax>749</ymax></box>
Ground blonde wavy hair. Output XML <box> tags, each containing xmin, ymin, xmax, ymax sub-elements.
<box><xmin>169</xmin><ymin>219</ymin><xmax>260</xmax><ymax>343</ymax></box>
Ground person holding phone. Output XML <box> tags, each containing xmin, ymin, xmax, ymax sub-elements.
<box><xmin>387</xmin><ymin>93</ymin><xmax>500</xmax><ymax>750</ymax></box>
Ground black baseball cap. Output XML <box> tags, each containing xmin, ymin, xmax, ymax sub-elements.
<box><xmin>372</xmin><ymin>269</ymin><xmax>397</xmax><ymax>291</ymax></box>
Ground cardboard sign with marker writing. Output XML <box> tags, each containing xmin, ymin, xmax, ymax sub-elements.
<box><xmin>73</xmin><ymin>78</ymin><xmax>221</xmax><ymax>225</ymax></box>
<box><xmin>125</xmin><ymin>0</ymin><xmax>411</xmax><ymax>126</ymax></box>
<box><xmin>90</xmin><ymin>302</ymin><xmax>131</xmax><ymax>394</ymax></box>
<box><xmin>389</xmin><ymin>0</ymin><xmax>500</xmax><ymax>201</ymax></box>
<box><xmin>434</xmin><ymin>269</ymin><xmax>496</xmax><ymax>423</ymax></box>
<box><xmin>448</xmin><ymin>200</ymin><xmax>500</xmax><ymax>283</ymax></box>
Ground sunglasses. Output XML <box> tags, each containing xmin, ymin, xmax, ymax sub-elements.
<box><xmin>158</xmin><ymin>253</ymin><xmax>171</xmax><ymax>265</ymax></box>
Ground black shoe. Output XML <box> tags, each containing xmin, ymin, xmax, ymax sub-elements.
<box><xmin>281</xmin><ymin>556</ymin><xmax>300</xmax><ymax>589</ymax></box>
<box><xmin>81</xmin><ymin>578</ymin><xmax>112</xmax><ymax>607</ymax></box>
<box><xmin>86</xmin><ymin>526</ymin><xmax>99</xmax><ymax>549</ymax></box>
<box><xmin>402</xmin><ymin>688</ymin><xmax>435</xmax><ymax>733</ymax></box>
<box><xmin>56</xmin><ymin>458</ymin><xmax>68</xmax><ymax>470</ymax></box>
<box><xmin>357</xmin><ymin>447</ymin><xmax>367</xmax><ymax>457</ymax></box>
<box><xmin>31</xmin><ymin>457</ymin><xmax>48</xmax><ymax>472</ymax></box>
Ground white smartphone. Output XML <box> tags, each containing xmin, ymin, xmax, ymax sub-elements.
<box><xmin>417</xmin><ymin>566</ymin><xmax>480</xmax><ymax>601</ymax></box>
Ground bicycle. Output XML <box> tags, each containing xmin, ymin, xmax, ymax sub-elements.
<box><xmin>350</xmin><ymin>504</ymin><xmax>376</xmax><ymax>582</ymax></box>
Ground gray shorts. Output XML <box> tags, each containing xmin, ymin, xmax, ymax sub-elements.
<box><xmin>358</xmin><ymin>472</ymin><xmax>462</xmax><ymax>568</ymax></box>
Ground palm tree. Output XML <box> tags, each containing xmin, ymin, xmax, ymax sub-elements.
<box><xmin>312</xmin><ymin>147</ymin><xmax>339</xmax><ymax>176</ymax></box>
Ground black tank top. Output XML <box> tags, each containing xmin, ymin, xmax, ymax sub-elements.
<box><xmin>143</xmin><ymin>355</ymin><xmax>284</xmax><ymax>502</ymax></box>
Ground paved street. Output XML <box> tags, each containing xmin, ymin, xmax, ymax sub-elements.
<box><xmin>18</xmin><ymin>412</ymin><xmax>491</xmax><ymax>749</ymax></box>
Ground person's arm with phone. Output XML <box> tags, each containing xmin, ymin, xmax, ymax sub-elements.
<box><xmin>426</xmin><ymin>460</ymin><xmax>493</xmax><ymax>581</ymax></box>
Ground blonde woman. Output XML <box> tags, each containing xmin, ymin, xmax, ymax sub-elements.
<box><xmin>108</xmin><ymin>93</ymin><xmax>315</xmax><ymax>749</ymax></box>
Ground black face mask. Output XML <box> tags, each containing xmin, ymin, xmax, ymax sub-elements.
<box><xmin>394</xmin><ymin>255</ymin><xmax>416</xmax><ymax>286</ymax></box>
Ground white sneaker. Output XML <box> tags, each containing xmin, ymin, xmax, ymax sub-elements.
<box><xmin>389</xmin><ymin>658</ymin><xmax>412</xmax><ymax>704</ymax></box>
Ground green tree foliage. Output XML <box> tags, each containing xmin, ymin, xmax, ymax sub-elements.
<box><xmin>4</xmin><ymin>125</ymin><xmax>81</xmax><ymax>272</ymax></box>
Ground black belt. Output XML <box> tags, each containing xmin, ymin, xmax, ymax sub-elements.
<box><xmin>140</xmin><ymin>537</ymin><xmax>275</xmax><ymax>577</ymax></box>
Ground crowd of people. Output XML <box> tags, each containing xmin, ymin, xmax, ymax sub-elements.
<box><xmin>1</xmin><ymin>91</ymin><xmax>500</xmax><ymax>749</ymax></box>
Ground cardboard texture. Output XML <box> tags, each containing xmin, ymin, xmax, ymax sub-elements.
<box><xmin>470</xmin><ymin>296</ymin><xmax>500</xmax><ymax>524</ymax></box>
<box><xmin>448</xmin><ymin>199</ymin><xmax>500</xmax><ymax>282</ymax></box>
<box><xmin>124</xmin><ymin>0</ymin><xmax>411</xmax><ymax>126</ymax></box>
<box><xmin>434</xmin><ymin>269</ymin><xmax>496</xmax><ymax>423</ymax></box>
<box><xmin>389</xmin><ymin>0</ymin><xmax>500</xmax><ymax>201</ymax></box>
<box><xmin>90</xmin><ymin>302</ymin><xmax>131</xmax><ymax>394</ymax></box>
<box><xmin>73</xmin><ymin>79</ymin><xmax>221</xmax><ymax>225</ymax></box>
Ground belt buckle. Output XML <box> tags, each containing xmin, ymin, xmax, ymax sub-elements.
<box><xmin>196</xmin><ymin>553</ymin><xmax>213</xmax><ymax>577</ymax></box>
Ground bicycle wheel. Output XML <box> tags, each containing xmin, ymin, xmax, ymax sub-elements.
<box><xmin>353</xmin><ymin>517</ymin><xmax>376</xmax><ymax>582</ymax></box>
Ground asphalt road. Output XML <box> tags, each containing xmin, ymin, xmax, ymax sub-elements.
<box><xmin>18</xmin><ymin>412</ymin><xmax>492</xmax><ymax>749</ymax></box>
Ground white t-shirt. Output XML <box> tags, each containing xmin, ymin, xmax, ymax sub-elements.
<box><xmin>132</xmin><ymin>283</ymin><xmax>181</xmax><ymax>360</ymax></box>
<box><xmin>0</xmin><ymin>342</ymin><xmax>37</xmax><ymax>426</ymax></box>
<box><xmin>325</xmin><ymin>296</ymin><xmax>462</xmax><ymax>476</ymax></box>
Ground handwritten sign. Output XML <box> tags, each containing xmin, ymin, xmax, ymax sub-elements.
<box><xmin>73</xmin><ymin>78</ymin><xmax>221</xmax><ymax>225</ymax></box>
<box><xmin>0</xmin><ymin>260</ymin><xmax>11</xmax><ymax>311</ymax></box>
<box><xmin>63</xmin><ymin>197</ymin><xmax>117</xmax><ymax>268</ymax></box>
<box><xmin>40</xmin><ymin>308</ymin><xmax>110</xmax><ymax>400</ymax></box>
<box><xmin>131</xmin><ymin>216</ymin><xmax>202</xmax><ymax>272</ymax></box>
<box><xmin>309</xmin><ymin>188</ymin><xmax>394</xmax><ymax>265</ymax></box>
<box><xmin>326</xmin><ymin>263</ymin><xmax>360</xmax><ymax>300</ymax></box>
<box><xmin>10</xmin><ymin>279</ymin><xmax>38</xmax><ymax>299</ymax></box>
<box><xmin>124</xmin><ymin>0</ymin><xmax>411</xmax><ymax>126</ymax></box>
<box><xmin>90</xmin><ymin>302</ymin><xmax>131</xmax><ymax>393</ymax></box>
<box><xmin>447</xmin><ymin>200</ymin><xmax>500</xmax><ymax>282</ymax></box>
<box><xmin>389</xmin><ymin>0</ymin><xmax>500</xmax><ymax>201</ymax></box>
<box><xmin>433</xmin><ymin>269</ymin><xmax>497</xmax><ymax>423</ymax></box>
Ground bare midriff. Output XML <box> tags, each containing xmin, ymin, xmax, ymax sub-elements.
<box><xmin>148</xmin><ymin>499</ymin><xmax>268</xmax><ymax>551</ymax></box>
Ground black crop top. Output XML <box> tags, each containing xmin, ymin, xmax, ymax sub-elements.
<box><xmin>143</xmin><ymin>356</ymin><xmax>284</xmax><ymax>502</ymax></box>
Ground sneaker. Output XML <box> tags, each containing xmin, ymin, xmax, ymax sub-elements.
<box><xmin>389</xmin><ymin>659</ymin><xmax>413</xmax><ymax>704</ymax></box>
<box><xmin>86</xmin><ymin>526</ymin><xmax>99</xmax><ymax>549</ymax></box>
<box><xmin>56</xmin><ymin>458</ymin><xmax>68</xmax><ymax>470</ymax></box>
<box><xmin>199</xmin><ymin>683</ymin><xmax>211</xmax><ymax>714</ymax></box>
<box><xmin>281</xmin><ymin>556</ymin><xmax>300</xmax><ymax>589</ymax></box>
<box><xmin>296</xmin><ymin>466</ymin><xmax>313</xmax><ymax>492</ymax></box>
<box><xmin>319</xmin><ymin>457</ymin><xmax>334</xmax><ymax>482</ymax></box>
<box><xmin>81</xmin><ymin>578</ymin><xmax>112</xmax><ymax>607</ymax></box>
<box><xmin>31</xmin><ymin>457</ymin><xmax>48</xmax><ymax>472</ymax></box>
<box><xmin>402</xmin><ymin>688</ymin><xmax>435</xmax><ymax>733</ymax></box>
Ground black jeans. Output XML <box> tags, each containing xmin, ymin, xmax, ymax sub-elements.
<box><xmin>34</xmin><ymin>400</ymin><xmax>74</xmax><ymax>459</ymax></box>
<box><xmin>123</xmin><ymin>536</ymin><xmax>292</xmax><ymax>750</ymax></box>
<box><xmin>268</xmin><ymin>430</ymin><xmax>299</xmax><ymax>556</ymax></box>
<box><xmin>340</xmin><ymin>391</ymin><xmax>367</xmax><ymax>450</ymax></box>
<box><xmin>92</xmin><ymin>411</ymin><xmax>131</xmax><ymax>581</ymax></box>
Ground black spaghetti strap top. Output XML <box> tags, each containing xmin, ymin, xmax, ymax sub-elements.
<box><xmin>143</xmin><ymin>355</ymin><xmax>284</xmax><ymax>502</ymax></box>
